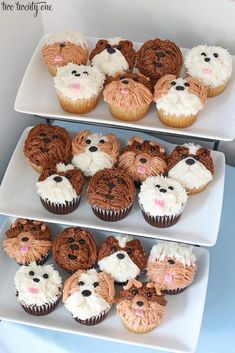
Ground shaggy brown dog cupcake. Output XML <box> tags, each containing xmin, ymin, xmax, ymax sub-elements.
<box><xmin>90</xmin><ymin>37</ymin><xmax>136</xmax><ymax>77</ymax></box>
<box><xmin>3</xmin><ymin>218</ymin><xmax>52</xmax><ymax>265</ymax></box>
<box><xmin>98</xmin><ymin>235</ymin><xmax>147</xmax><ymax>283</ymax></box>
<box><xmin>52</xmin><ymin>227</ymin><xmax>98</xmax><ymax>273</ymax></box>
<box><xmin>72</xmin><ymin>130</ymin><xmax>120</xmax><ymax>177</ymax></box>
<box><xmin>136</xmin><ymin>38</ymin><xmax>183</xmax><ymax>87</ymax></box>
<box><xmin>116</xmin><ymin>279</ymin><xmax>167</xmax><ymax>333</ymax></box>
<box><xmin>105</xmin><ymin>72</ymin><xmax>153</xmax><ymax>92</ymax></box>
<box><xmin>119</xmin><ymin>136</ymin><xmax>167</xmax><ymax>186</ymax></box>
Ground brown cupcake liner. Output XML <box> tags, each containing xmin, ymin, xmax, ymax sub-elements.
<box><xmin>91</xmin><ymin>204</ymin><xmax>133</xmax><ymax>222</ymax></box>
<box><xmin>57</xmin><ymin>91</ymin><xmax>99</xmax><ymax>114</ymax></box>
<box><xmin>162</xmin><ymin>287</ymin><xmax>186</xmax><ymax>295</ymax></box>
<box><xmin>73</xmin><ymin>310</ymin><xmax>109</xmax><ymax>325</ymax></box>
<box><xmin>140</xmin><ymin>207</ymin><xmax>181</xmax><ymax>228</ymax></box>
<box><xmin>18</xmin><ymin>295</ymin><xmax>61</xmax><ymax>316</ymax></box>
<box><xmin>40</xmin><ymin>195</ymin><xmax>81</xmax><ymax>215</ymax></box>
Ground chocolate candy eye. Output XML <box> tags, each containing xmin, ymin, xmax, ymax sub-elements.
<box><xmin>111</xmin><ymin>246</ymin><xmax>117</xmax><ymax>253</ymax></box>
<box><xmin>40</xmin><ymin>147</ymin><xmax>49</xmax><ymax>153</ymax></box>
<box><xmin>146</xmin><ymin>291</ymin><xmax>152</xmax><ymax>298</ymax></box>
<box><xmin>133</xmin><ymin>77</ymin><xmax>139</xmax><ymax>82</ymax></box>
<box><xmin>68</xmin><ymin>237</ymin><xmax>74</xmax><ymax>243</ymax></box>
<box><xmin>126</xmin><ymin>248</ymin><xmax>133</xmax><ymax>254</ymax></box>
<box><xmin>86</xmin><ymin>139</ymin><xmax>91</xmax><ymax>144</ymax></box>
<box><xmin>31</xmin><ymin>227</ymin><xmax>37</xmax><ymax>231</ymax></box>
<box><xmin>52</xmin><ymin>134</ymin><xmax>58</xmax><ymax>139</ymax></box>
<box><xmin>201</xmin><ymin>52</ymin><xmax>207</xmax><ymax>56</ymax></box>
<box><xmin>165</xmin><ymin>50</ymin><xmax>172</xmax><ymax>55</ymax></box>
<box><xmin>83</xmin><ymin>71</ymin><xmax>89</xmax><ymax>75</ymax></box>
<box><xmin>79</xmin><ymin>239</ymin><xmax>85</xmax><ymax>245</ymax></box>
<box><xmin>19</xmin><ymin>225</ymin><xmax>24</xmax><ymax>231</ymax></box>
<box><xmin>156</xmin><ymin>184</ymin><xmax>160</xmax><ymax>188</ymax></box>
<box><xmin>118</xmin><ymin>178</ymin><xmax>125</xmax><ymax>184</ymax></box>
<box><xmin>93</xmin><ymin>282</ymin><xmax>99</xmax><ymax>288</ymax></box>
<box><xmin>106</xmin><ymin>44</ymin><xmax>111</xmax><ymax>49</ymax></box>
<box><xmin>171</xmin><ymin>81</ymin><xmax>176</xmax><ymax>86</ymax></box>
<box><xmin>168</xmin><ymin>259</ymin><xmax>175</xmax><ymax>265</ymax></box>
<box><xmin>213</xmin><ymin>53</ymin><xmax>218</xmax><ymax>58</ymax></box>
<box><xmin>131</xmin><ymin>288</ymin><xmax>138</xmax><ymax>295</ymax></box>
<box><xmin>99</xmin><ymin>139</ymin><xmax>105</xmax><ymax>144</ymax></box>
<box><xmin>66</xmin><ymin>175</ymin><xmax>72</xmax><ymax>180</ymax></box>
<box><xmin>106</xmin><ymin>194</ymin><xmax>114</xmax><ymax>199</ymax></box>
<box><xmin>184</xmin><ymin>82</ymin><xmax>190</xmax><ymax>87</ymax></box>
<box><xmin>168</xmin><ymin>186</ymin><xmax>174</xmax><ymax>190</ymax></box>
<box><xmin>181</xmin><ymin>154</ymin><xmax>188</xmax><ymax>159</ymax></box>
<box><xmin>43</xmin><ymin>274</ymin><xmax>49</xmax><ymax>279</ymax></box>
<box><xmin>29</xmin><ymin>271</ymin><xmax>34</xmax><ymax>276</ymax></box>
<box><xmin>71</xmin><ymin>70</ymin><xmax>77</xmax><ymax>75</ymax></box>
<box><xmin>116</xmin><ymin>45</ymin><xmax>122</xmax><ymax>50</ymax></box>
<box><xmin>79</xmin><ymin>281</ymin><xmax>84</xmax><ymax>286</ymax></box>
<box><xmin>150</xmin><ymin>146</ymin><xmax>156</xmax><ymax>152</ymax></box>
<box><xmin>194</xmin><ymin>156</ymin><xmax>200</xmax><ymax>161</ymax></box>
<box><xmin>75</xmin><ymin>73</ymin><xmax>80</xmax><ymax>77</ymax></box>
<box><xmin>135</xmin><ymin>143</ymin><xmax>142</xmax><ymax>150</ymax></box>
<box><xmin>49</xmin><ymin>171</ymin><xmax>55</xmax><ymax>176</ymax></box>
<box><xmin>39</xmin><ymin>132</ymin><xmax>46</xmax><ymax>137</ymax></box>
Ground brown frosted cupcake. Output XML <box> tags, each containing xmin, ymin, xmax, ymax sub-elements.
<box><xmin>36</xmin><ymin>163</ymin><xmax>84</xmax><ymax>215</ymax></box>
<box><xmin>24</xmin><ymin>124</ymin><xmax>72</xmax><ymax>173</ymax></box>
<box><xmin>116</xmin><ymin>279</ymin><xmax>167</xmax><ymax>333</ymax></box>
<box><xmin>118</xmin><ymin>136</ymin><xmax>167</xmax><ymax>187</ymax></box>
<box><xmin>15</xmin><ymin>262</ymin><xmax>62</xmax><ymax>316</ymax></box>
<box><xmin>3</xmin><ymin>218</ymin><xmax>52</xmax><ymax>265</ymax></box>
<box><xmin>103</xmin><ymin>75</ymin><xmax>153</xmax><ymax>121</ymax></box>
<box><xmin>87</xmin><ymin>168</ymin><xmax>136</xmax><ymax>222</ymax></box>
<box><xmin>41</xmin><ymin>29</ymin><xmax>88</xmax><ymax>76</ymax></box>
<box><xmin>52</xmin><ymin>227</ymin><xmax>98</xmax><ymax>273</ymax></box>
<box><xmin>63</xmin><ymin>269</ymin><xmax>115</xmax><ymax>325</ymax></box>
<box><xmin>136</xmin><ymin>38</ymin><xmax>183</xmax><ymax>87</ymax></box>
<box><xmin>147</xmin><ymin>241</ymin><xmax>197</xmax><ymax>294</ymax></box>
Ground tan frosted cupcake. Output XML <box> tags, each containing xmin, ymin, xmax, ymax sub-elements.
<box><xmin>41</xmin><ymin>29</ymin><xmax>88</xmax><ymax>76</ymax></box>
<box><xmin>154</xmin><ymin>75</ymin><xmax>207</xmax><ymax>128</ymax></box>
<box><xmin>54</xmin><ymin>63</ymin><xmax>105</xmax><ymax>114</ymax></box>
<box><xmin>103</xmin><ymin>75</ymin><xmax>153</xmax><ymax>122</ymax></box>
<box><xmin>185</xmin><ymin>44</ymin><xmax>232</xmax><ymax>97</ymax></box>
<box><xmin>116</xmin><ymin>279</ymin><xmax>167</xmax><ymax>333</ymax></box>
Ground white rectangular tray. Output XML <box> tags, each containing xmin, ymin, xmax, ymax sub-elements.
<box><xmin>0</xmin><ymin>126</ymin><xmax>225</xmax><ymax>246</ymax></box>
<box><xmin>14</xmin><ymin>35</ymin><xmax>235</xmax><ymax>141</ymax></box>
<box><xmin>0</xmin><ymin>217</ymin><xmax>209</xmax><ymax>353</ymax></box>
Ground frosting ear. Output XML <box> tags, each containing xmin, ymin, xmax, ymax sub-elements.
<box><xmin>149</xmin><ymin>141</ymin><xmax>165</xmax><ymax>154</ymax></box>
<box><xmin>106</xmin><ymin>134</ymin><xmax>120</xmax><ymax>161</ymax></box>
<box><xmin>187</xmin><ymin>76</ymin><xmax>207</xmax><ymax>104</ymax></box>
<box><xmin>146</xmin><ymin>281</ymin><xmax>162</xmax><ymax>296</ymax></box>
<box><xmin>96</xmin><ymin>272</ymin><xmax>115</xmax><ymax>304</ymax></box>
<box><xmin>123</xmin><ymin>279</ymin><xmax>142</xmax><ymax>291</ymax></box>
<box><xmin>72</xmin><ymin>130</ymin><xmax>90</xmax><ymax>154</ymax></box>
<box><xmin>81</xmin><ymin>230</ymin><xmax>98</xmax><ymax>266</ymax></box>
<box><xmin>98</xmin><ymin>236</ymin><xmax>118</xmax><ymax>261</ymax></box>
<box><xmin>118</xmin><ymin>40</ymin><xmax>136</xmax><ymax>70</ymax></box>
<box><xmin>12</xmin><ymin>218</ymin><xmax>27</xmax><ymax>229</ymax></box>
<box><xmin>154</xmin><ymin>74</ymin><xmax>176</xmax><ymax>100</ymax></box>
<box><xmin>127</xmin><ymin>136</ymin><xmax>144</xmax><ymax>146</ymax></box>
<box><xmin>89</xmin><ymin>39</ymin><xmax>108</xmax><ymax>60</ymax></box>
<box><xmin>63</xmin><ymin>270</ymin><xmax>84</xmax><ymax>303</ymax></box>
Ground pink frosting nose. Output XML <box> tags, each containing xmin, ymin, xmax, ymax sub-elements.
<box><xmin>137</xmin><ymin>166</ymin><xmax>147</xmax><ymax>174</ymax></box>
<box><xmin>164</xmin><ymin>273</ymin><xmax>173</xmax><ymax>282</ymax></box>
<box><xmin>28</xmin><ymin>287</ymin><xmax>39</xmax><ymax>294</ymax></box>
<box><xmin>154</xmin><ymin>199</ymin><xmax>165</xmax><ymax>208</ymax></box>
<box><xmin>69</xmin><ymin>83</ymin><xmax>81</xmax><ymax>91</ymax></box>
<box><xmin>120</xmin><ymin>88</ymin><xmax>129</xmax><ymax>95</ymax></box>
<box><xmin>135</xmin><ymin>309</ymin><xmax>144</xmax><ymax>317</ymax></box>
<box><xmin>20</xmin><ymin>246</ymin><xmax>29</xmax><ymax>254</ymax></box>
<box><xmin>202</xmin><ymin>68</ymin><xmax>212</xmax><ymax>74</ymax></box>
<box><xmin>54</xmin><ymin>55</ymin><xmax>63</xmax><ymax>63</ymax></box>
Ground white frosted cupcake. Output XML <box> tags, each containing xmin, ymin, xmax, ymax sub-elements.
<box><xmin>185</xmin><ymin>44</ymin><xmax>232</xmax><ymax>97</ymax></box>
<box><xmin>138</xmin><ymin>175</ymin><xmax>188</xmax><ymax>227</ymax></box>
<box><xmin>54</xmin><ymin>63</ymin><xmax>105</xmax><ymax>114</ymax></box>
<box><xmin>15</xmin><ymin>262</ymin><xmax>62</xmax><ymax>316</ymax></box>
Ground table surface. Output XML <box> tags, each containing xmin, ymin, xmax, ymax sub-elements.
<box><xmin>0</xmin><ymin>165</ymin><xmax>234</xmax><ymax>353</ymax></box>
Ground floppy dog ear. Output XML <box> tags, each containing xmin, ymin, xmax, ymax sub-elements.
<box><xmin>127</xmin><ymin>136</ymin><xmax>144</xmax><ymax>146</ymax></box>
<box><xmin>105</xmin><ymin>134</ymin><xmax>120</xmax><ymax>161</ymax></box>
<box><xmin>187</xmin><ymin>76</ymin><xmax>207</xmax><ymax>104</ymax></box>
<box><xmin>123</xmin><ymin>279</ymin><xmax>143</xmax><ymax>291</ymax></box>
<box><xmin>81</xmin><ymin>230</ymin><xmax>98</xmax><ymax>266</ymax></box>
<box><xmin>118</xmin><ymin>40</ymin><xmax>136</xmax><ymax>70</ymax></box>
<box><xmin>98</xmin><ymin>236</ymin><xmax>118</xmax><ymax>261</ymax></box>
<box><xmin>72</xmin><ymin>130</ymin><xmax>90</xmax><ymax>154</ymax></box>
<box><xmin>96</xmin><ymin>272</ymin><xmax>115</xmax><ymax>304</ymax></box>
<box><xmin>89</xmin><ymin>39</ymin><xmax>108</xmax><ymax>60</ymax></box>
<box><xmin>63</xmin><ymin>270</ymin><xmax>84</xmax><ymax>303</ymax></box>
<box><xmin>154</xmin><ymin>74</ymin><xmax>176</xmax><ymax>100</ymax></box>
<box><xmin>149</xmin><ymin>141</ymin><xmax>165</xmax><ymax>154</ymax></box>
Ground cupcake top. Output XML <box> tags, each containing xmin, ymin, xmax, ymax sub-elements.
<box><xmin>89</xmin><ymin>37</ymin><xmax>136</xmax><ymax>76</ymax></box>
<box><xmin>41</xmin><ymin>30</ymin><xmax>88</xmax><ymax>68</ymax></box>
<box><xmin>154</xmin><ymin>75</ymin><xmax>207</xmax><ymax>116</ymax></box>
<box><xmin>54</xmin><ymin>63</ymin><xmax>105</xmax><ymax>100</ymax></box>
<box><xmin>24</xmin><ymin>124</ymin><xmax>71</xmax><ymax>170</ymax></box>
<box><xmin>63</xmin><ymin>268</ymin><xmax>115</xmax><ymax>320</ymax></box>
<box><xmin>185</xmin><ymin>44</ymin><xmax>232</xmax><ymax>88</ymax></box>
<box><xmin>105</xmin><ymin>72</ymin><xmax>153</xmax><ymax>92</ymax></box>
<box><xmin>168</xmin><ymin>143</ymin><xmax>214</xmax><ymax>190</ymax></box>
<box><xmin>15</xmin><ymin>262</ymin><xmax>62</xmax><ymax>306</ymax></box>
<box><xmin>52</xmin><ymin>227</ymin><xmax>98</xmax><ymax>272</ymax></box>
<box><xmin>3</xmin><ymin>218</ymin><xmax>52</xmax><ymax>265</ymax></box>
<box><xmin>118</xmin><ymin>136</ymin><xmax>167</xmax><ymax>183</ymax></box>
<box><xmin>87</xmin><ymin>168</ymin><xmax>136</xmax><ymax>210</ymax></box>
<box><xmin>103</xmin><ymin>75</ymin><xmax>153</xmax><ymax>109</ymax></box>
<box><xmin>136</xmin><ymin>38</ymin><xmax>183</xmax><ymax>86</ymax></box>
<box><xmin>147</xmin><ymin>241</ymin><xmax>197</xmax><ymax>291</ymax></box>
<box><xmin>98</xmin><ymin>235</ymin><xmax>147</xmax><ymax>283</ymax></box>
<box><xmin>72</xmin><ymin>130</ymin><xmax>120</xmax><ymax>177</ymax></box>
<box><xmin>138</xmin><ymin>175</ymin><xmax>188</xmax><ymax>217</ymax></box>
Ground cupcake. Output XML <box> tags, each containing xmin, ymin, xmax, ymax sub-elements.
<box><xmin>54</xmin><ymin>63</ymin><xmax>105</xmax><ymax>114</ymax></box>
<box><xmin>3</xmin><ymin>218</ymin><xmax>52</xmax><ymax>265</ymax></box>
<box><xmin>118</xmin><ymin>136</ymin><xmax>167</xmax><ymax>187</ymax></box>
<box><xmin>147</xmin><ymin>241</ymin><xmax>197</xmax><ymax>294</ymax></box>
<box><xmin>89</xmin><ymin>37</ymin><xmax>136</xmax><ymax>77</ymax></box>
<box><xmin>136</xmin><ymin>38</ymin><xmax>183</xmax><ymax>87</ymax></box>
<box><xmin>24</xmin><ymin>124</ymin><xmax>72</xmax><ymax>173</ymax></box>
<box><xmin>138</xmin><ymin>175</ymin><xmax>188</xmax><ymax>228</ymax></box>
<box><xmin>98</xmin><ymin>235</ymin><xmax>147</xmax><ymax>284</ymax></box>
<box><xmin>52</xmin><ymin>227</ymin><xmax>98</xmax><ymax>273</ymax></box>
<box><xmin>103</xmin><ymin>74</ymin><xmax>153</xmax><ymax>121</ymax></box>
<box><xmin>116</xmin><ymin>279</ymin><xmax>167</xmax><ymax>333</ymax></box>
<box><xmin>63</xmin><ymin>268</ymin><xmax>115</xmax><ymax>325</ymax></box>
<box><xmin>168</xmin><ymin>143</ymin><xmax>214</xmax><ymax>194</ymax></box>
<box><xmin>36</xmin><ymin>163</ymin><xmax>84</xmax><ymax>215</ymax></box>
<box><xmin>41</xmin><ymin>29</ymin><xmax>88</xmax><ymax>76</ymax></box>
<box><xmin>185</xmin><ymin>44</ymin><xmax>232</xmax><ymax>97</ymax></box>
<box><xmin>15</xmin><ymin>262</ymin><xmax>62</xmax><ymax>316</ymax></box>
<box><xmin>87</xmin><ymin>168</ymin><xmax>136</xmax><ymax>222</ymax></box>
<box><xmin>154</xmin><ymin>74</ymin><xmax>207</xmax><ymax>128</ymax></box>
<box><xmin>72</xmin><ymin>130</ymin><xmax>120</xmax><ymax>177</ymax></box>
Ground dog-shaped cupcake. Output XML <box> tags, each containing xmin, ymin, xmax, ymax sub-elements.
<box><xmin>63</xmin><ymin>268</ymin><xmax>115</xmax><ymax>324</ymax></box>
<box><xmin>116</xmin><ymin>279</ymin><xmax>167</xmax><ymax>333</ymax></box>
<box><xmin>3</xmin><ymin>218</ymin><xmax>52</xmax><ymax>265</ymax></box>
<box><xmin>72</xmin><ymin>130</ymin><xmax>120</xmax><ymax>177</ymax></box>
<box><xmin>118</xmin><ymin>136</ymin><xmax>167</xmax><ymax>185</ymax></box>
<box><xmin>168</xmin><ymin>143</ymin><xmax>214</xmax><ymax>194</ymax></box>
<box><xmin>98</xmin><ymin>235</ymin><xmax>147</xmax><ymax>283</ymax></box>
<box><xmin>90</xmin><ymin>37</ymin><xmax>136</xmax><ymax>77</ymax></box>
